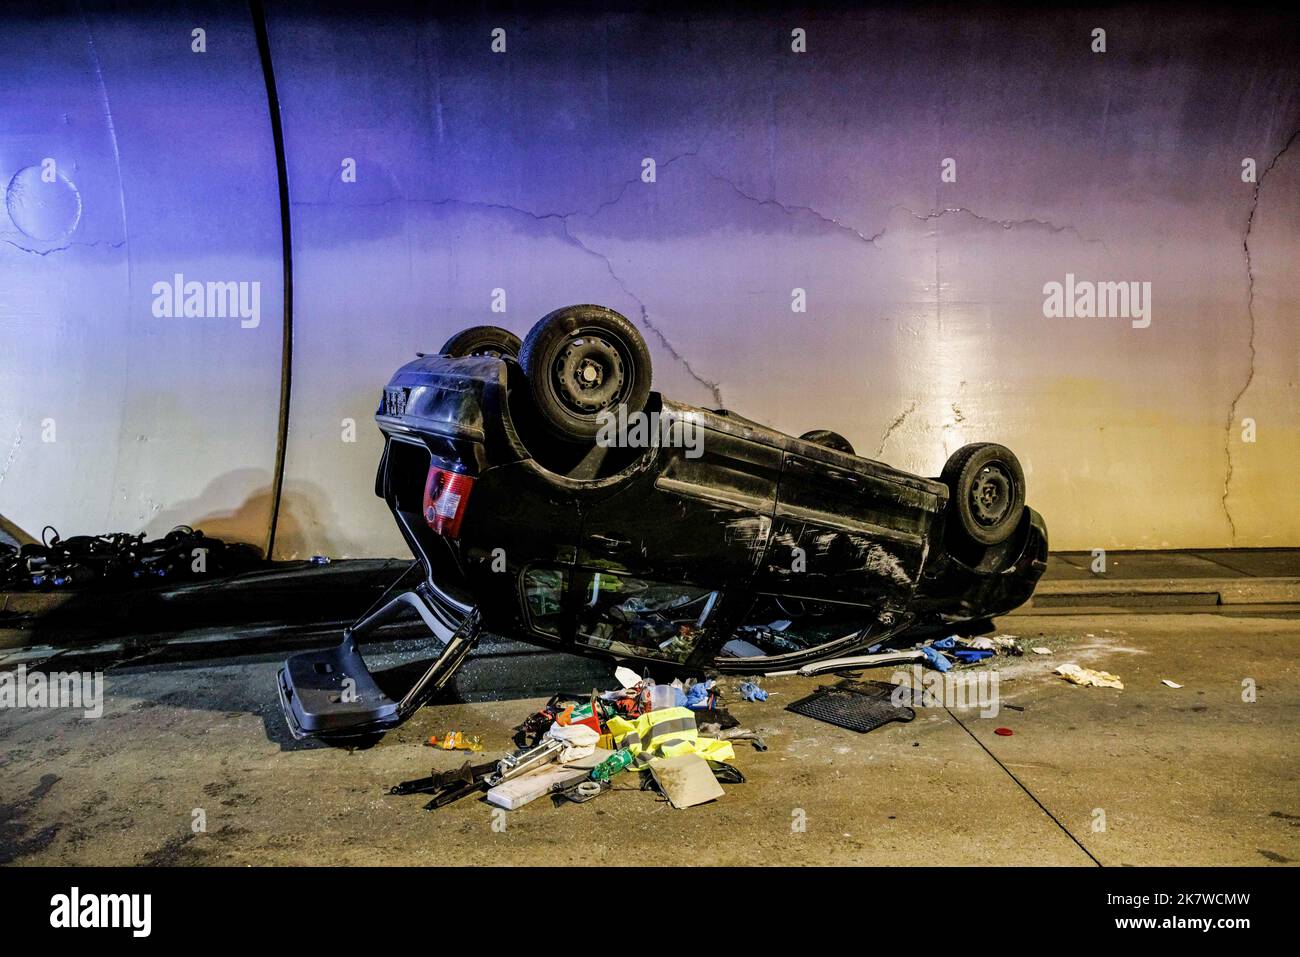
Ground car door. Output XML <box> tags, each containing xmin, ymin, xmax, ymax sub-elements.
<box><xmin>575</xmin><ymin>423</ymin><xmax>782</xmax><ymax>588</ymax></box>
<box><xmin>756</xmin><ymin>449</ymin><xmax>943</xmax><ymax>617</ymax></box>
<box><xmin>570</xmin><ymin>417</ymin><xmax>782</xmax><ymax>665</ymax></box>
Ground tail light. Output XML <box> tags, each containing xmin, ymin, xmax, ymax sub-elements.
<box><xmin>423</xmin><ymin>466</ymin><xmax>474</xmax><ymax>538</ymax></box>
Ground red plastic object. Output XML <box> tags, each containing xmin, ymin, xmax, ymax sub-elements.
<box><xmin>994</xmin><ymin>727</ymin><xmax>1014</xmax><ymax>736</ymax></box>
<box><xmin>423</xmin><ymin>466</ymin><xmax>474</xmax><ymax>538</ymax></box>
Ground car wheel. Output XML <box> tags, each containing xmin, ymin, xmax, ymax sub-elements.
<box><xmin>520</xmin><ymin>304</ymin><xmax>652</xmax><ymax>442</ymax></box>
<box><xmin>439</xmin><ymin>325</ymin><xmax>523</xmax><ymax>361</ymax></box>
<box><xmin>800</xmin><ymin>429</ymin><xmax>855</xmax><ymax>455</ymax></box>
<box><xmin>941</xmin><ymin>443</ymin><xmax>1026</xmax><ymax>546</ymax></box>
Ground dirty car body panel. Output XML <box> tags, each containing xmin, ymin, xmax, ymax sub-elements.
<box><xmin>278</xmin><ymin>354</ymin><xmax>1047</xmax><ymax>740</ymax></box>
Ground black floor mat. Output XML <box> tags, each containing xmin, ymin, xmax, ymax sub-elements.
<box><xmin>786</xmin><ymin>680</ymin><xmax>916</xmax><ymax>733</ymax></box>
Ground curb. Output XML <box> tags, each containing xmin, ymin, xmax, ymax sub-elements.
<box><xmin>1029</xmin><ymin>576</ymin><xmax>1300</xmax><ymax>608</ymax></box>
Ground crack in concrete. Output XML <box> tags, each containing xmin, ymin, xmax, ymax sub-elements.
<box><xmin>581</xmin><ymin>151</ymin><xmax>701</xmax><ymax>221</ymax></box>
<box><xmin>291</xmin><ymin>152</ymin><xmax>727</xmax><ymax>403</ymax></box>
<box><xmin>700</xmin><ymin>164</ymin><xmax>889</xmax><ymax>246</ymax></box>
<box><xmin>293</xmin><ymin>153</ymin><xmax>1110</xmax><ymax>411</ymax></box>
<box><xmin>875</xmin><ymin>401</ymin><xmax>917</xmax><ymax>457</ymax></box>
<box><xmin>2</xmin><ymin>239</ymin><xmax>126</xmax><ymax>257</ymax></box>
<box><xmin>691</xmin><ymin>166</ymin><xmax>1107</xmax><ymax>253</ymax></box>
<box><xmin>559</xmin><ymin>220</ymin><xmax>725</xmax><ymax>406</ymax></box>
<box><xmin>893</xmin><ymin>204</ymin><xmax>1110</xmax><ymax>253</ymax></box>
<box><xmin>0</xmin><ymin>423</ymin><xmax>22</xmax><ymax>490</ymax></box>
<box><xmin>1221</xmin><ymin>124</ymin><xmax>1300</xmax><ymax>543</ymax></box>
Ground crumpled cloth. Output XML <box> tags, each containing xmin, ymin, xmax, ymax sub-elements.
<box><xmin>1054</xmin><ymin>663</ymin><xmax>1124</xmax><ymax>690</ymax></box>
<box><xmin>546</xmin><ymin>721</ymin><xmax>600</xmax><ymax>762</ymax></box>
<box><xmin>739</xmin><ymin>681</ymin><xmax>768</xmax><ymax>702</ymax></box>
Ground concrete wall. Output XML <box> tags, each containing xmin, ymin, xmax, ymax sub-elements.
<box><xmin>0</xmin><ymin>1</ymin><xmax>285</xmax><ymax>550</ymax></box>
<box><xmin>2</xmin><ymin>1</ymin><xmax>1298</xmax><ymax>557</ymax></box>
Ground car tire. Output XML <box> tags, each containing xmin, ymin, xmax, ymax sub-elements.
<box><xmin>439</xmin><ymin>326</ymin><xmax>523</xmax><ymax>361</ymax></box>
<box><xmin>520</xmin><ymin>304</ymin><xmax>652</xmax><ymax>442</ymax></box>
<box><xmin>941</xmin><ymin>443</ymin><xmax>1026</xmax><ymax>546</ymax></box>
<box><xmin>800</xmin><ymin>429</ymin><xmax>855</xmax><ymax>455</ymax></box>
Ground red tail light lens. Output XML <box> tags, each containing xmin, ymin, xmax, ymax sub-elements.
<box><xmin>423</xmin><ymin>466</ymin><xmax>474</xmax><ymax>538</ymax></box>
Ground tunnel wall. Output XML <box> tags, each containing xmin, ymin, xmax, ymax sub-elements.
<box><xmin>2</xmin><ymin>1</ymin><xmax>1298</xmax><ymax>557</ymax></box>
<box><xmin>0</xmin><ymin>1</ymin><xmax>286</xmax><ymax>550</ymax></box>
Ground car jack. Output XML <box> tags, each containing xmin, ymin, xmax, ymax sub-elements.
<box><xmin>278</xmin><ymin>586</ymin><xmax>481</xmax><ymax>741</ymax></box>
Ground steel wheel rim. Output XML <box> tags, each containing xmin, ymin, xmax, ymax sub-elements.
<box><xmin>970</xmin><ymin>463</ymin><xmax>1014</xmax><ymax>527</ymax></box>
<box><xmin>551</xmin><ymin>330</ymin><xmax>632</xmax><ymax>415</ymax></box>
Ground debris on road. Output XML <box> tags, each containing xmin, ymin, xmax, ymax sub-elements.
<box><xmin>392</xmin><ymin>669</ymin><xmax>758</xmax><ymax>814</ymax></box>
<box><xmin>424</xmin><ymin>731</ymin><xmax>484</xmax><ymax>751</ymax></box>
<box><xmin>389</xmin><ymin>628</ymin><xmax>1105</xmax><ymax>817</ymax></box>
<box><xmin>786</xmin><ymin>680</ymin><xmax>915</xmax><ymax>733</ymax></box>
<box><xmin>388</xmin><ymin>759</ymin><xmax>497</xmax><ymax>810</ymax></box>
<box><xmin>487</xmin><ymin>758</ymin><xmax>599</xmax><ymax>810</ymax></box>
<box><xmin>968</xmin><ymin>635</ymin><xmax>1023</xmax><ymax>655</ymax></box>
<box><xmin>1161</xmin><ymin>679</ymin><xmax>1183</xmax><ymax>689</ymax></box>
<box><xmin>919</xmin><ymin>645</ymin><xmax>953</xmax><ymax>672</ymax></box>
<box><xmin>1054</xmin><ymin>663</ymin><xmax>1124</xmax><ymax>690</ymax></box>
<box><xmin>715</xmin><ymin>727</ymin><xmax>769</xmax><ymax>751</ymax></box>
<box><xmin>1</xmin><ymin>525</ymin><xmax>262</xmax><ymax>589</ymax></box>
<box><xmin>685</xmin><ymin>679</ymin><xmax>719</xmax><ymax>709</ymax></box>
<box><xmin>778</xmin><ymin>649</ymin><xmax>925</xmax><ymax>676</ymax></box>
<box><xmin>589</xmin><ymin>748</ymin><xmax>635</xmax><ymax>781</ymax></box>
<box><xmin>647</xmin><ymin>753</ymin><xmax>726</xmax><ymax>809</ymax></box>
<box><xmin>1032</xmin><ymin>647</ymin><xmax>1052</xmax><ymax>655</ymax></box>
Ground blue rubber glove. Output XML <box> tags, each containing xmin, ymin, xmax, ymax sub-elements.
<box><xmin>919</xmin><ymin>645</ymin><xmax>952</xmax><ymax>672</ymax></box>
<box><xmin>685</xmin><ymin>680</ymin><xmax>715</xmax><ymax>709</ymax></box>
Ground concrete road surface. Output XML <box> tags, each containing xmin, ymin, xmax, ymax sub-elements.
<box><xmin>1</xmin><ymin>611</ymin><xmax>1297</xmax><ymax>866</ymax></box>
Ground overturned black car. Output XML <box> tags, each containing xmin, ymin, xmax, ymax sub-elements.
<box><xmin>279</xmin><ymin>305</ymin><xmax>1047</xmax><ymax>741</ymax></box>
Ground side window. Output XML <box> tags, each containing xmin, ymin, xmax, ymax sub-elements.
<box><xmin>574</xmin><ymin>572</ymin><xmax>718</xmax><ymax>663</ymax></box>
<box><xmin>522</xmin><ymin>566</ymin><xmax>567</xmax><ymax>637</ymax></box>
<box><xmin>723</xmin><ymin>596</ymin><xmax>869</xmax><ymax>659</ymax></box>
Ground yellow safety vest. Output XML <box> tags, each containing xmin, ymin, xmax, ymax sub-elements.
<box><xmin>606</xmin><ymin>706</ymin><xmax>735</xmax><ymax>766</ymax></box>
